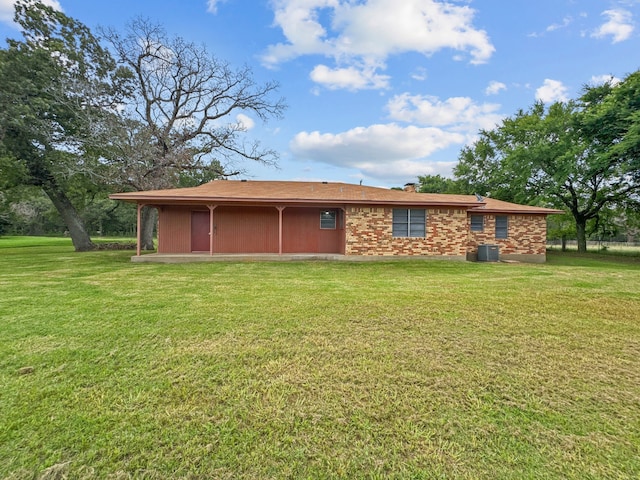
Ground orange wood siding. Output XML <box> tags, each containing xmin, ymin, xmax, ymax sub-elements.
<box><xmin>157</xmin><ymin>206</ymin><xmax>192</xmax><ymax>253</ymax></box>
<box><xmin>158</xmin><ymin>205</ymin><xmax>344</xmax><ymax>255</ymax></box>
<box><xmin>213</xmin><ymin>206</ymin><xmax>279</xmax><ymax>253</ymax></box>
<box><xmin>283</xmin><ymin>207</ymin><xmax>343</xmax><ymax>254</ymax></box>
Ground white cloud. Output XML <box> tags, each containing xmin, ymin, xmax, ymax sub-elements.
<box><xmin>0</xmin><ymin>0</ymin><xmax>62</xmax><ymax>26</ymax></box>
<box><xmin>546</xmin><ymin>16</ymin><xmax>573</xmax><ymax>32</ymax></box>
<box><xmin>207</xmin><ymin>0</ymin><xmax>228</xmax><ymax>14</ymax></box>
<box><xmin>386</xmin><ymin>93</ymin><xmax>503</xmax><ymax>134</ymax></box>
<box><xmin>592</xmin><ymin>9</ymin><xmax>634</xmax><ymax>43</ymax></box>
<box><xmin>310</xmin><ymin>63</ymin><xmax>390</xmax><ymax>90</ymax></box>
<box><xmin>590</xmin><ymin>74</ymin><xmax>622</xmax><ymax>86</ymax></box>
<box><xmin>535</xmin><ymin>79</ymin><xmax>569</xmax><ymax>103</ymax></box>
<box><xmin>411</xmin><ymin>67</ymin><xmax>428</xmax><ymax>81</ymax></box>
<box><xmin>349</xmin><ymin>158</ymin><xmax>458</xmax><ymax>180</ymax></box>
<box><xmin>0</xmin><ymin>0</ymin><xmax>15</xmax><ymax>24</ymax></box>
<box><xmin>331</xmin><ymin>0</ymin><xmax>494</xmax><ymax>64</ymax></box>
<box><xmin>485</xmin><ymin>81</ymin><xmax>506</xmax><ymax>95</ymax></box>
<box><xmin>529</xmin><ymin>15</ymin><xmax>574</xmax><ymax>38</ymax></box>
<box><xmin>289</xmin><ymin>92</ymin><xmax>508</xmax><ymax>181</ymax></box>
<box><xmin>235</xmin><ymin>113</ymin><xmax>255</xmax><ymax>131</ymax></box>
<box><xmin>262</xmin><ymin>0</ymin><xmax>494</xmax><ymax>90</ymax></box>
<box><xmin>290</xmin><ymin>123</ymin><xmax>464</xmax><ymax>180</ymax></box>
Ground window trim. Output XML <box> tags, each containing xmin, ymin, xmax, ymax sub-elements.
<box><xmin>392</xmin><ymin>208</ymin><xmax>426</xmax><ymax>238</ymax></box>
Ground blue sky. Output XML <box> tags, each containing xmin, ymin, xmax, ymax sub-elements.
<box><xmin>1</xmin><ymin>0</ymin><xmax>639</xmax><ymax>188</ymax></box>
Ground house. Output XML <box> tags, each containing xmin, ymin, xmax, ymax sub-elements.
<box><xmin>109</xmin><ymin>180</ymin><xmax>563</xmax><ymax>263</ymax></box>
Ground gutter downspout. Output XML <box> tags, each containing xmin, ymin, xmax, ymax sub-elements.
<box><xmin>208</xmin><ymin>205</ymin><xmax>217</xmax><ymax>255</ymax></box>
<box><xmin>277</xmin><ymin>206</ymin><xmax>285</xmax><ymax>255</ymax></box>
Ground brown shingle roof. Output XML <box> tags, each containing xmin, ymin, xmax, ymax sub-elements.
<box><xmin>470</xmin><ymin>197</ymin><xmax>563</xmax><ymax>214</ymax></box>
<box><xmin>109</xmin><ymin>180</ymin><xmax>563</xmax><ymax>214</ymax></box>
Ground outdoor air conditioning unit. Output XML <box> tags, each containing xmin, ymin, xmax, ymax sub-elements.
<box><xmin>477</xmin><ymin>244</ymin><xmax>499</xmax><ymax>262</ymax></box>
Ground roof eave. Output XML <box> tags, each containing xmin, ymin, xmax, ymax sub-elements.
<box><xmin>471</xmin><ymin>208</ymin><xmax>564</xmax><ymax>215</ymax></box>
<box><xmin>109</xmin><ymin>194</ymin><xmax>481</xmax><ymax>208</ymax></box>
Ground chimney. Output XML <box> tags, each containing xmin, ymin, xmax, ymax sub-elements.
<box><xmin>403</xmin><ymin>183</ymin><xmax>417</xmax><ymax>193</ymax></box>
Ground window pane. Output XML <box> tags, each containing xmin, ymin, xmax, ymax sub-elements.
<box><xmin>409</xmin><ymin>224</ymin><xmax>425</xmax><ymax>237</ymax></box>
<box><xmin>393</xmin><ymin>208</ymin><xmax>426</xmax><ymax>237</ymax></box>
<box><xmin>393</xmin><ymin>209</ymin><xmax>408</xmax><ymax>222</ymax></box>
<box><xmin>409</xmin><ymin>209</ymin><xmax>426</xmax><ymax>237</ymax></box>
<box><xmin>392</xmin><ymin>209</ymin><xmax>409</xmax><ymax>237</ymax></box>
<box><xmin>392</xmin><ymin>223</ymin><xmax>408</xmax><ymax>237</ymax></box>
<box><xmin>470</xmin><ymin>215</ymin><xmax>484</xmax><ymax>231</ymax></box>
<box><xmin>495</xmin><ymin>215</ymin><xmax>508</xmax><ymax>238</ymax></box>
<box><xmin>320</xmin><ymin>210</ymin><xmax>336</xmax><ymax>229</ymax></box>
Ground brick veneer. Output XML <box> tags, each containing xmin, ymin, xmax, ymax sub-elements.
<box><xmin>345</xmin><ymin>207</ymin><xmax>468</xmax><ymax>257</ymax></box>
<box><xmin>467</xmin><ymin>214</ymin><xmax>547</xmax><ymax>255</ymax></box>
<box><xmin>344</xmin><ymin>207</ymin><xmax>548</xmax><ymax>260</ymax></box>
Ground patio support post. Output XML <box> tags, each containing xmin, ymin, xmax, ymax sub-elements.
<box><xmin>340</xmin><ymin>207</ymin><xmax>347</xmax><ymax>255</ymax></box>
<box><xmin>136</xmin><ymin>203</ymin><xmax>142</xmax><ymax>256</ymax></box>
<box><xmin>208</xmin><ymin>205</ymin><xmax>217</xmax><ymax>255</ymax></box>
<box><xmin>277</xmin><ymin>206</ymin><xmax>285</xmax><ymax>255</ymax></box>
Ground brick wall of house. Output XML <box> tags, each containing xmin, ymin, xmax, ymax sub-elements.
<box><xmin>345</xmin><ymin>206</ymin><xmax>467</xmax><ymax>256</ymax></box>
<box><xmin>468</xmin><ymin>214</ymin><xmax>547</xmax><ymax>255</ymax></box>
<box><xmin>345</xmin><ymin>208</ymin><xmax>548</xmax><ymax>258</ymax></box>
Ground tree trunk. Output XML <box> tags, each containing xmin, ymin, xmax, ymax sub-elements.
<box><xmin>42</xmin><ymin>184</ymin><xmax>95</xmax><ymax>252</ymax></box>
<box><xmin>575</xmin><ymin>219</ymin><xmax>587</xmax><ymax>253</ymax></box>
<box><xmin>561</xmin><ymin>235</ymin><xmax>567</xmax><ymax>252</ymax></box>
<box><xmin>140</xmin><ymin>206</ymin><xmax>157</xmax><ymax>250</ymax></box>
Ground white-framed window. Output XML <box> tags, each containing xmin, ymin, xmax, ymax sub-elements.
<box><xmin>392</xmin><ymin>209</ymin><xmax>426</xmax><ymax>238</ymax></box>
<box><xmin>320</xmin><ymin>210</ymin><xmax>337</xmax><ymax>229</ymax></box>
<box><xmin>470</xmin><ymin>215</ymin><xmax>484</xmax><ymax>232</ymax></box>
<box><xmin>495</xmin><ymin>215</ymin><xmax>508</xmax><ymax>239</ymax></box>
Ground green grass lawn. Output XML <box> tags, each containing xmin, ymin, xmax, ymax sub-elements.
<box><xmin>1</xmin><ymin>237</ymin><xmax>639</xmax><ymax>479</ymax></box>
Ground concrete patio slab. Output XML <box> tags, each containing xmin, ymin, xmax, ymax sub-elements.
<box><xmin>130</xmin><ymin>253</ymin><xmax>467</xmax><ymax>263</ymax></box>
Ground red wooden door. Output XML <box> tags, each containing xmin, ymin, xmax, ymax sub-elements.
<box><xmin>190</xmin><ymin>211</ymin><xmax>210</xmax><ymax>252</ymax></box>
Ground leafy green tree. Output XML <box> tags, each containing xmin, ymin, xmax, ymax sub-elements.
<box><xmin>0</xmin><ymin>0</ymin><xmax>130</xmax><ymax>250</ymax></box>
<box><xmin>618</xmin><ymin>208</ymin><xmax>640</xmax><ymax>243</ymax></box>
<box><xmin>546</xmin><ymin>212</ymin><xmax>576</xmax><ymax>251</ymax></box>
<box><xmin>455</xmin><ymin>133</ymin><xmax>522</xmax><ymax>203</ymax></box>
<box><xmin>0</xmin><ymin>189</ymin><xmax>11</xmax><ymax>235</ymax></box>
<box><xmin>0</xmin><ymin>186</ymin><xmax>64</xmax><ymax>235</ymax></box>
<box><xmin>80</xmin><ymin>194</ymin><xmax>137</xmax><ymax>237</ymax></box>
<box><xmin>177</xmin><ymin>162</ymin><xmax>225</xmax><ymax>188</ymax></box>
<box><xmin>454</xmin><ymin>71</ymin><xmax>640</xmax><ymax>252</ymax></box>
<box><xmin>581</xmin><ymin>72</ymin><xmax>640</xmax><ymax>185</ymax></box>
<box><xmin>417</xmin><ymin>174</ymin><xmax>465</xmax><ymax>194</ymax></box>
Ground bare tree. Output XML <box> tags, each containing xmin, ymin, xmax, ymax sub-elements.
<box><xmin>101</xmin><ymin>19</ymin><xmax>286</xmax><ymax>249</ymax></box>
